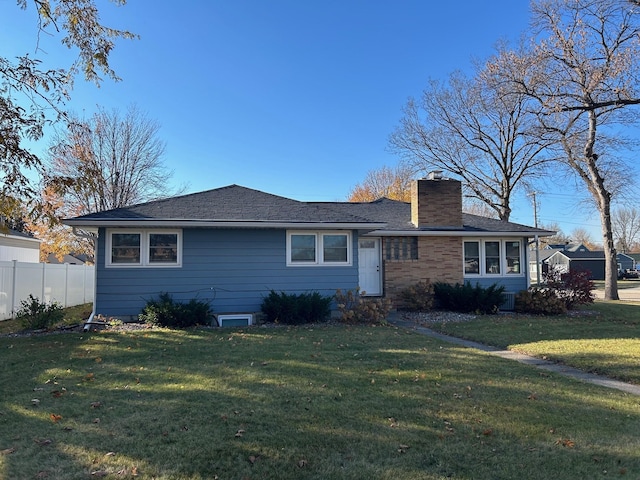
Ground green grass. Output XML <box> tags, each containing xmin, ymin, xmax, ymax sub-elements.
<box><xmin>428</xmin><ymin>301</ymin><xmax>640</xmax><ymax>385</ymax></box>
<box><xmin>0</xmin><ymin>324</ymin><xmax>639</xmax><ymax>479</ymax></box>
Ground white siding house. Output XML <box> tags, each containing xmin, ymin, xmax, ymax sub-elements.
<box><xmin>0</xmin><ymin>230</ymin><xmax>41</xmax><ymax>263</ymax></box>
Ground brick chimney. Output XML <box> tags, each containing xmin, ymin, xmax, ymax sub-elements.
<box><xmin>411</xmin><ymin>172</ymin><xmax>463</xmax><ymax>228</ymax></box>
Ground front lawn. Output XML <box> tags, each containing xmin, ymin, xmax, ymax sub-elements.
<box><xmin>428</xmin><ymin>301</ymin><xmax>640</xmax><ymax>385</ymax></box>
<box><xmin>0</xmin><ymin>324</ymin><xmax>638</xmax><ymax>479</ymax></box>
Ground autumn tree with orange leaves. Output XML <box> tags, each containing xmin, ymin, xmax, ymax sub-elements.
<box><xmin>348</xmin><ymin>165</ymin><xmax>414</xmax><ymax>202</ymax></box>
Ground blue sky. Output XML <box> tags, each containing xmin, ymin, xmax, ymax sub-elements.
<box><xmin>1</xmin><ymin>0</ymin><xmax>623</xmax><ymax>240</ymax></box>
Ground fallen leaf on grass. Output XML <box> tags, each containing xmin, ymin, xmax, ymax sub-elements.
<box><xmin>50</xmin><ymin>389</ymin><xmax>65</xmax><ymax>398</ymax></box>
<box><xmin>555</xmin><ymin>438</ymin><xmax>575</xmax><ymax>448</ymax></box>
<box><xmin>235</xmin><ymin>429</ymin><xmax>245</xmax><ymax>438</ymax></box>
<box><xmin>298</xmin><ymin>459</ymin><xmax>308</xmax><ymax>468</ymax></box>
<box><xmin>527</xmin><ymin>392</ymin><xmax>537</xmax><ymax>400</ymax></box>
<box><xmin>31</xmin><ymin>399</ymin><xmax>40</xmax><ymax>406</ymax></box>
<box><xmin>482</xmin><ymin>429</ymin><xmax>493</xmax><ymax>436</ymax></box>
<box><xmin>248</xmin><ymin>455</ymin><xmax>260</xmax><ymax>464</ymax></box>
<box><xmin>90</xmin><ymin>401</ymin><xmax>102</xmax><ymax>409</ymax></box>
<box><xmin>398</xmin><ymin>444</ymin><xmax>410</xmax><ymax>453</ymax></box>
<box><xmin>90</xmin><ymin>470</ymin><xmax>108</xmax><ymax>477</ymax></box>
<box><xmin>49</xmin><ymin>413</ymin><xmax>62</xmax><ymax>423</ymax></box>
<box><xmin>35</xmin><ymin>471</ymin><xmax>48</xmax><ymax>478</ymax></box>
<box><xmin>105</xmin><ymin>452</ymin><xmax>116</xmax><ymax>457</ymax></box>
<box><xmin>34</xmin><ymin>438</ymin><xmax>52</xmax><ymax>446</ymax></box>
<box><xmin>1</xmin><ymin>447</ymin><xmax>16</xmax><ymax>455</ymax></box>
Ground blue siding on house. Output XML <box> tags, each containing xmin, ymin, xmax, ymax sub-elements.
<box><xmin>95</xmin><ymin>228</ymin><xmax>360</xmax><ymax>318</ymax></box>
<box><xmin>464</xmin><ymin>276</ymin><xmax>528</xmax><ymax>293</ymax></box>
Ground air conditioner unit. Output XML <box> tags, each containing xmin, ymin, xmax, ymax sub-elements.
<box><xmin>216</xmin><ymin>314</ymin><xmax>253</xmax><ymax>327</ymax></box>
<box><xmin>501</xmin><ymin>292</ymin><xmax>516</xmax><ymax>311</ymax></box>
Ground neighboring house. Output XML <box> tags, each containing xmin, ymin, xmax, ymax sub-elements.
<box><xmin>529</xmin><ymin>243</ymin><xmax>591</xmax><ymax>283</ymax></box>
<box><xmin>0</xmin><ymin>229</ymin><xmax>41</xmax><ymax>263</ymax></box>
<box><xmin>47</xmin><ymin>253</ymin><xmax>89</xmax><ymax>265</ymax></box>
<box><xmin>616</xmin><ymin>252</ymin><xmax>635</xmax><ymax>272</ymax></box>
<box><xmin>628</xmin><ymin>253</ymin><xmax>640</xmax><ymax>269</ymax></box>
<box><xmin>63</xmin><ymin>176</ymin><xmax>554</xmax><ymax>321</ymax></box>
<box><xmin>545</xmin><ymin>250</ymin><xmax>606</xmax><ymax>280</ymax></box>
<box><xmin>545</xmin><ymin>250</ymin><xmax>635</xmax><ymax>280</ymax></box>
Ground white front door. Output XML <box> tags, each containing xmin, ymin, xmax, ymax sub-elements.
<box><xmin>358</xmin><ymin>238</ymin><xmax>382</xmax><ymax>296</ymax></box>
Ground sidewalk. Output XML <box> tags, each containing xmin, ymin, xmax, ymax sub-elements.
<box><xmin>593</xmin><ymin>283</ymin><xmax>640</xmax><ymax>301</ymax></box>
<box><xmin>389</xmin><ymin>316</ymin><xmax>640</xmax><ymax>397</ymax></box>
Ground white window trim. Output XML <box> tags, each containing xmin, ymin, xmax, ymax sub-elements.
<box><xmin>463</xmin><ymin>238</ymin><xmax>523</xmax><ymax>278</ymax></box>
<box><xmin>286</xmin><ymin>231</ymin><xmax>352</xmax><ymax>266</ymax></box>
<box><xmin>106</xmin><ymin>229</ymin><xmax>182</xmax><ymax>268</ymax></box>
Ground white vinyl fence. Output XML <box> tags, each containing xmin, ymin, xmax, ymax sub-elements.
<box><xmin>0</xmin><ymin>260</ymin><xmax>95</xmax><ymax>320</ymax></box>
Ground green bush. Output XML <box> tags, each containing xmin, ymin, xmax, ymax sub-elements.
<box><xmin>400</xmin><ymin>280</ymin><xmax>435</xmax><ymax>312</ymax></box>
<box><xmin>16</xmin><ymin>294</ymin><xmax>64</xmax><ymax>330</ymax></box>
<box><xmin>139</xmin><ymin>292</ymin><xmax>212</xmax><ymax>328</ymax></box>
<box><xmin>514</xmin><ymin>288</ymin><xmax>567</xmax><ymax>315</ymax></box>
<box><xmin>335</xmin><ymin>288</ymin><xmax>393</xmax><ymax>325</ymax></box>
<box><xmin>261</xmin><ymin>290</ymin><xmax>332</xmax><ymax>325</ymax></box>
<box><xmin>433</xmin><ymin>281</ymin><xmax>506</xmax><ymax>314</ymax></box>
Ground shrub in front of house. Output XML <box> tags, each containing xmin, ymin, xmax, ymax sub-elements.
<box><xmin>514</xmin><ymin>288</ymin><xmax>567</xmax><ymax>315</ymax></box>
<box><xmin>335</xmin><ymin>288</ymin><xmax>393</xmax><ymax>325</ymax></box>
<box><xmin>16</xmin><ymin>294</ymin><xmax>65</xmax><ymax>330</ymax></box>
<box><xmin>139</xmin><ymin>292</ymin><xmax>212</xmax><ymax>328</ymax></box>
<box><xmin>400</xmin><ymin>280</ymin><xmax>435</xmax><ymax>312</ymax></box>
<box><xmin>543</xmin><ymin>269</ymin><xmax>595</xmax><ymax>309</ymax></box>
<box><xmin>433</xmin><ymin>281</ymin><xmax>506</xmax><ymax>314</ymax></box>
<box><xmin>261</xmin><ymin>290</ymin><xmax>332</xmax><ymax>325</ymax></box>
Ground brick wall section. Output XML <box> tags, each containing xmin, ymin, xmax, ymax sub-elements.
<box><xmin>384</xmin><ymin>236</ymin><xmax>463</xmax><ymax>308</ymax></box>
<box><xmin>411</xmin><ymin>179</ymin><xmax>463</xmax><ymax>228</ymax></box>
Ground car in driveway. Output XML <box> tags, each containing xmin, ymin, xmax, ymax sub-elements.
<box><xmin>618</xmin><ymin>269</ymin><xmax>639</xmax><ymax>279</ymax></box>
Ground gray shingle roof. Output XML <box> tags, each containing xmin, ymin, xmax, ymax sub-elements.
<box><xmin>64</xmin><ymin>185</ymin><xmax>553</xmax><ymax>236</ymax></box>
<box><xmin>66</xmin><ymin>185</ymin><xmax>377</xmax><ymax>226</ymax></box>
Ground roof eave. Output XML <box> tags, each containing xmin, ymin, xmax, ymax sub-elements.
<box><xmin>364</xmin><ymin>229</ymin><xmax>555</xmax><ymax>237</ymax></box>
<box><xmin>62</xmin><ymin>219</ymin><xmax>385</xmax><ymax>230</ymax></box>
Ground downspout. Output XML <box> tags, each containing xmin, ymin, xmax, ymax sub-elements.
<box><xmin>72</xmin><ymin>227</ymin><xmax>98</xmax><ymax>331</ymax></box>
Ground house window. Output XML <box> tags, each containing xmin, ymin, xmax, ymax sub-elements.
<box><xmin>464</xmin><ymin>241</ymin><xmax>480</xmax><ymax>274</ymax></box>
<box><xmin>323</xmin><ymin>234</ymin><xmax>348</xmax><ymax>262</ymax></box>
<box><xmin>107</xmin><ymin>229</ymin><xmax>181</xmax><ymax>267</ymax></box>
<box><xmin>287</xmin><ymin>231</ymin><xmax>351</xmax><ymax>266</ymax></box>
<box><xmin>463</xmin><ymin>239</ymin><xmax>523</xmax><ymax>277</ymax></box>
<box><xmin>385</xmin><ymin>237</ymin><xmax>418</xmax><ymax>261</ymax></box>
<box><xmin>111</xmin><ymin>233</ymin><xmax>141</xmax><ymax>264</ymax></box>
<box><xmin>485</xmin><ymin>241</ymin><xmax>501</xmax><ymax>274</ymax></box>
<box><xmin>505</xmin><ymin>241</ymin><xmax>521</xmax><ymax>274</ymax></box>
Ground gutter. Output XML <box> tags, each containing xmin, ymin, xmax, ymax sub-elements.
<box><xmin>72</xmin><ymin>227</ymin><xmax>98</xmax><ymax>332</ymax></box>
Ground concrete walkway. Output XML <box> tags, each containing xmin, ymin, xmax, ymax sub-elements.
<box><xmin>390</xmin><ymin>317</ymin><xmax>640</xmax><ymax>397</ymax></box>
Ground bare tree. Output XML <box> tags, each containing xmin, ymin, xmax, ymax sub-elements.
<box><xmin>348</xmin><ymin>164</ymin><xmax>414</xmax><ymax>202</ymax></box>
<box><xmin>612</xmin><ymin>207</ymin><xmax>640</xmax><ymax>253</ymax></box>
<box><xmin>499</xmin><ymin>0</ymin><xmax>640</xmax><ymax>300</ymax></box>
<box><xmin>1</xmin><ymin>1</ymin><xmax>136</xmax><ymax>220</ymax></box>
<box><xmin>390</xmin><ymin>63</ymin><xmax>552</xmax><ymax>221</ymax></box>
<box><xmin>48</xmin><ymin>105</ymin><xmax>179</xmax><ymax>214</ymax></box>
<box><xmin>570</xmin><ymin>227</ymin><xmax>599</xmax><ymax>251</ymax></box>
<box><xmin>538</xmin><ymin>222</ymin><xmax>570</xmax><ymax>248</ymax></box>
